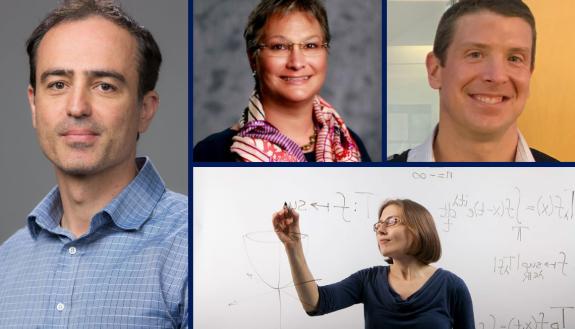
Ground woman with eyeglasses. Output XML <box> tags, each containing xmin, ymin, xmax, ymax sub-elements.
<box><xmin>273</xmin><ymin>199</ymin><xmax>475</xmax><ymax>329</ymax></box>
<box><xmin>193</xmin><ymin>0</ymin><xmax>371</xmax><ymax>162</ymax></box>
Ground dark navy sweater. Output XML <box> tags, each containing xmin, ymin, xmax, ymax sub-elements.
<box><xmin>309</xmin><ymin>266</ymin><xmax>475</xmax><ymax>329</ymax></box>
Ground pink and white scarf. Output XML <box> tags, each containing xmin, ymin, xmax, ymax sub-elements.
<box><xmin>230</xmin><ymin>92</ymin><xmax>361</xmax><ymax>162</ymax></box>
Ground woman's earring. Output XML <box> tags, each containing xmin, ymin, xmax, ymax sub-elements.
<box><xmin>252</xmin><ymin>71</ymin><xmax>256</xmax><ymax>77</ymax></box>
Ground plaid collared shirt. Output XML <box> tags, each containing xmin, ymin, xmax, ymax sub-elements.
<box><xmin>0</xmin><ymin>157</ymin><xmax>188</xmax><ymax>328</ymax></box>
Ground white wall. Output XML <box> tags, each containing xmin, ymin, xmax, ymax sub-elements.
<box><xmin>387</xmin><ymin>0</ymin><xmax>448</xmax><ymax>156</ymax></box>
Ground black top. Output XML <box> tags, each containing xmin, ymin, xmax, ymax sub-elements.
<box><xmin>309</xmin><ymin>266</ymin><xmax>475</xmax><ymax>329</ymax></box>
<box><xmin>387</xmin><ymin>148</ymin><xmax>559</xmax><ymax>162</ymax></box>
<box><xmin>193</xmin><ymin>128</ymin><xmax>372</xmax><ymax>162</ymax></box>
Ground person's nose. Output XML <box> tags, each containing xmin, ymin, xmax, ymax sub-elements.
<box><xmin>482</xmin><ymin>57</ymin><xmax>509</xmax><ymax>84</ymax></box>
<box><xmin>377</xmin><ymin>224</ymin><xmax>388</xmax><ymax>235</ymax></box>
<box><xmin>286</xmin><ymin>44</ymin><xmax>306</xmax><ymax>70</ymax></box>
<box><xmin>66</xmin><ymin>85</ymin><xmax>92</xmax><ymax>118</ymax></box>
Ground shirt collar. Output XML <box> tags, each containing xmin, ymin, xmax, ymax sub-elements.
<box><xmin>515</xmin><ymin>130</ymin><xmax>535</xmax><ymax>162</ymax></box>
<box><xmin>407</xmin><ymin>125</ymin><xmax>535</xmax><ymax>162</ymax></box>
<box><xmin>27</xmin><ymin>187</ymin><xmax>63</xmax><ymax>238</ymax></box>
<box><xmin>27</xmin><ymin>157</ymin><xmax>166</xmax><ymax>239</ymax></box>
<box><xmin>407</xmin><ymin>126</ymin><xmax>437</xmax><ymax>162</ymax></box>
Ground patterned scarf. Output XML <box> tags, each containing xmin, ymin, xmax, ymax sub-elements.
<box><xmin>230</xmin><ymin>92</ymin><xmax>361</xmax><ymax>162</ymax></box>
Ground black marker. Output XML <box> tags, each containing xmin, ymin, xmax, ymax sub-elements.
<box><xmin>284</xmin><ymin>202</ymin><xmax>291</xmax><ymax>217</ymax></box>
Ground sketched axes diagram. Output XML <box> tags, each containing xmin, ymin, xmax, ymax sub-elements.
<box><xmin>240</xmin><ymin>231</ymin><xmax>316</xmax><ymax>329</ymax></box>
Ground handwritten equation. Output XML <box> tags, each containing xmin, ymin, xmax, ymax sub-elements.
<box><xmin>493</xmin><ymin>252</ymin><xmax>568</xmax><ymax>282</ymax></box>
<box><xmin>287</xmin><ymin>192</ymin><xmax>375</xmax><ymax>223</ymax></box>
<box><xmin>438</xmin><ymin>187</ymin><xmax>574</xmax><ymax>241</ymax></box>
<box><xmin>411</xmin><ymin>170</ymin><xmax>454</xmax><ymax>181</ymax></box>
<box><xmin>478</xmin><ymin>306</ymin><xmax>574</xmax><ymax>329</ymax></box>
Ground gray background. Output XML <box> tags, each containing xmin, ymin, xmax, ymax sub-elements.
<box><xmin>0</xmin><ymin>0</ymin><xmax>188</xmax><ymax>244</ymax></box>
<box><xmin>193</xmin><ymin>0</ymin><xmax>382</xmax><ymax>161</ymax></box>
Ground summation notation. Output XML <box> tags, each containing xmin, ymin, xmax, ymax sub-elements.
<box><xmin>438</xmin><ymin>187</ymin><xmax>574</xmax><ymax>241</ymax></box>
<box><xmin>493</xmin><ymin>251</ymin><xmax>568</xmax><ymax>282</ymax></box>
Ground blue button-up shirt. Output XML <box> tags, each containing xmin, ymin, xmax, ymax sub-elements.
<box><xmin>0</xmin><ymin>157</ymin><xmax>188</xmax><ymax>328</ymax></box>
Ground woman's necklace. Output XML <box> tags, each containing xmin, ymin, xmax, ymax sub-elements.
<box><xmin>300</xmin><ymin>128</ymin><xmax>318</xmax><ymax>152</ymax></box>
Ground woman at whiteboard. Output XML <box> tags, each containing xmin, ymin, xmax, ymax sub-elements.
<box><xmin>273</xmin><ymin>198</ymin><xmax>475</xmax><ymax>329</ymax></box>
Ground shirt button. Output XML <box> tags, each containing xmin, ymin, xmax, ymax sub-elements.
<box><xmin>68</xmin><ymin>246</ymin><xmax>77</xmax><ymax>255</ymax></box>
<box><xmin>56</xmin><ymin>303</ymin><xmax>65</xmax><ymax>311</ymax></box>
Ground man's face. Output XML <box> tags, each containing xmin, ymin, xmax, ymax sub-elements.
<box><xmin>28</xmin><ymin>16</ymin><xmax>156</xmax><ymax>177</ymax></box>
<box><xmin>427</xmin><ymin>11</ymin><xmax>533</xmax><ymax>139</ymax></box>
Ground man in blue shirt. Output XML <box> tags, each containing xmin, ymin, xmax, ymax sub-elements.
<box><xmin>0</xmin><ymin>0</ymin><xmax>187</xmax><ymax>328</ymax></box>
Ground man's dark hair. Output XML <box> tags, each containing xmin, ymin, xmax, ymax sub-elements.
<box><xmin>26</xmin><ymin>0</ymin><xmax>162</xmax><ymax>100</ymax></box>
<box><xmin>433</xmin><ymin>0</ymin><xmax>536</xmax><ymax>69</ymax></box>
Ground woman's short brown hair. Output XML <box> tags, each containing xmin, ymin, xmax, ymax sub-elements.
<box><xmin>243</xmin><ymin>0</ymin><xmax>330</xmax><ymax>90</ymax></box>
<box><xmin>244</xmin><ymin>0</ymin><xmax>330</xmax><ymax>55</ymax></box>
<box><xmin>378</xmin><ymin>199</ymin><xmax>441</xmax><ymax>265</ymax></box>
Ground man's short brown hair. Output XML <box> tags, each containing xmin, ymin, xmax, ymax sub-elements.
<box><xmin>433</xmin><ymin>0</ymin><xmax>536</xmax><ymax>69</ymax></box>
<box><xmin>26</xmin><ymin>0</ymin><xmax>162</xmax><ymax>100</ymax></box>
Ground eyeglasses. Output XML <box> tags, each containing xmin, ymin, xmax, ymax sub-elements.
<box><xmin>373</xmin><ymin>216</ymin><xmax>401</xmax><ymax>232</ymax></box>
<box><xmin>257</xmin><ymin>41</ymin><xmax>329</xmax><ymax>57</ymax></box>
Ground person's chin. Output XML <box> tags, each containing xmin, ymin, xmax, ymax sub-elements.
<box><xmin>378</xmin><ymin>246</ymin><xmax>390</xmax><ymax>257</ymax></box>
<box><xmin>465</xmin><ymin>117</ymin><xmax>516</xmax><ymax>137</ymax></box>
<box><xmin>279</xmin><ymin>90</ymin><xmax>317</xmax><ymax>104</ymax></box>
<box><xmin>53</xmin><ymin>157</ymin><xmax>103</xmax><ymax>177</ymax></box>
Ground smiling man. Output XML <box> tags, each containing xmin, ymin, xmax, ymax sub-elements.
<box><xmin>0</xmin><ymin>1</ymin><xmax>188</xmax><ymax>328</ymax></box>
<box><xmin>389</xmin><ymin>0</ymin><xmax>558</xmax><ymax>162</ymax></box>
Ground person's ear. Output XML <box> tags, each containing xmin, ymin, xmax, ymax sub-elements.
<box><xmin>27</xmin><ymin>85</ymin><xmax>38</xmax><ymax>128</ymax></box>
<box><xmin>137</xmin><ymin>91</ymin><xmax>159</xmax><ymax>134</ymax></box>
<box><xmin>426</xmin><ymin>52</ymin><xmax>442</xmax><ymax>90</ymax></box>
<box><xmin>248</xmin><ymin>51</ymin><xmax>257</xmax><ymax>72</ymax></box>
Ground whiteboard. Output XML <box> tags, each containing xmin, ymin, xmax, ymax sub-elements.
<box><xmin>193</xmin><ymin>167</ymin><xmax>575</xmax><ymax>329</ymax></box>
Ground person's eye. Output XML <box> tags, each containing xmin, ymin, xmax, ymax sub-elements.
<box><xmin>270</xmin><ymin>43</ymin><xmax>288</xmax><ymax>51</ymax></box>
<box><xmin>509</xmin><ymin>55</ymin><xmax>524</xmax><ymax>63</ymax></box>
<box><xmin>304</xmin><ymin>42</ymin><xmax>319</xmax><ymax>49</ymax></box>
<box><xmin>467</xmin><ymin>51</ymin><xmax>482</xmax><ymax>59</ymax></box>
<box><xmin>96</xmin><ymin>82</ymin><xmax>117</xmax><ymax>92</ymax></box>
<box><xmin>48</xmin><ymin>81</ymin><xmax>66</xmax><ymax>90</ymax></box>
